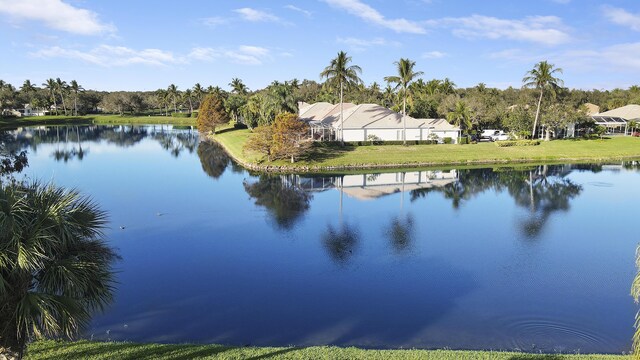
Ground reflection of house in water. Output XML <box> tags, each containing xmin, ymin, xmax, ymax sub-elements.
<box><xmin>283</xmin><ymin>170</ymin><xmax>458</xmax><ymax>200</ymax></box>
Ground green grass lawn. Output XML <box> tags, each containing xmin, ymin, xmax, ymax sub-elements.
<box><xmin>214</xmin><ymin>128</ymin><xmax>640</xmax><ymax>171</ymax></box>
<box><xmin>25</xmin><ymin>340</ymin><xmax>628</xmax><ymax>360</ymax></box>
<box><xmin>0</xmin><ymin>115</ymin><xmax>195</xmax><ymax>129</ymax></box>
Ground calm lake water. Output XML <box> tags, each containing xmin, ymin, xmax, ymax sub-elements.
<box><xmin>5</xmin><ymin>125</ymin><xmax>640</xmax><ymax>353</ymax></box>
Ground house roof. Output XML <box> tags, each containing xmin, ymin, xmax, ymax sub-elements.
<box><xmin>583</xmin><ymin>103</ymin><xmax>600</xmax><ymax>115</ymax></box>
<box><xmin>593</xmin><ymin>104</ymin><xmax>640</xmax><ymax>120</ymax></box>
<box><xmin>300</xmin><ymin>102</ymin><xmax>460</xmax><ymax>131</ymax></box>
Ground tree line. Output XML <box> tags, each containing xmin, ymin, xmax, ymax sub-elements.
<box><xmin>2</xmin><ymin>52</ymin><xmax>640</xmax><ymax>136</ymax></box>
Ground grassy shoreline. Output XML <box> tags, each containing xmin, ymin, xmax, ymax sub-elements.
<box><xmin>0</xmin><ymin>115</ymin><xmax>196</xmax><ymax>129</ymax></box>
<box><xmin>212</xmin><ymin>128</ymin><xmax>640</xmax><ymax>173</ymax></box>
<box><xmin>3</xmin><ymin>116</ymin><xmax>639</xmax><ymax>172</ymax></box>
<box><xmin>25</xmin><ymin>340</ymin><xmax>628</xmax><ymax>360</ymax></box>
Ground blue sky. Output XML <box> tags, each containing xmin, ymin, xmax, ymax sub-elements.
<box><xmin>0</xmin><ymin>0</ymin><xmax>639</xmax><ymax>92</ymax></box>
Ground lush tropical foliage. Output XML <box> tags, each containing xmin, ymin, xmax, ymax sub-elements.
<box><xmin>0</xmin><ymin>182</ymin><xmax>118</xmax><ymax>359</ymax></box>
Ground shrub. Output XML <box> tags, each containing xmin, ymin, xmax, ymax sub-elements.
<box><xmin>458</xmin><ymin>137</ymin><xmax>469</xmax><ymax>145</ymax></box>
<box><xmin>345</xmin><ymin>140</ymin><xmax>438</xmax><ymax>146</ymax></box>
<box><xmin>171</xmin><ymin>112</ymin><xmax>191</xmax><ymax>118</ymax></box>
<box><xmin>443</xmin><ymin>137</ymin><xmax>453</xmax><ymax>144</ymax></box>
<box><xmin>495</xmin><ymin>140</ymin><xmax>541</xmax><ymax>147</ymax></box>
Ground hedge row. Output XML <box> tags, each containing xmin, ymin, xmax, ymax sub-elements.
<box><xmin>171</xmin><ymin>112</ymin><xmax>192</xmax><ymax>118</ymax></box>
<box><xmin>495</xmin><ymin>140</ymin><xmax>541</xmax><ymax>147</ymax></box>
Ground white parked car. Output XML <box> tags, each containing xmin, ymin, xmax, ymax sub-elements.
<box><xmin>490</xmin><ymin>132</ymin><xmax>510</xmax><ymax>141</ymax></box>
<box><xmin>480</xmin><ymin>130</ymin><xmax>510</xmax><ymax>141</ymax></box>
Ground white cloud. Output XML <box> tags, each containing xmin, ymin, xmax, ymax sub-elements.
<box><xmin>31</xmin><ymin>45</ymin><xmax>183</xmax><ymax>66</ymax></box>
<box><xmin>200</xmin><ymin>17</ymin><xmax>229</xmax><ymax>27</ymax></box>
<box><xmin>429</xmin><ymin>15</ymin><xmax>571</xmax><ymax>46</ymax></box>
<box><xmin>234</xmin><ymin>7</ymin><xmax>281</xmax><ymax>22</ymax></box>
<box><xmin>284</xmin><ymin>5</ymin><xmax>312</xmax><ymax>17</ymax></box>
<box><xmin>422</xmin><ymin>51</ymin><xmax>447</xmax><ymax>59</ymax></box>
<box><xmin>602</xmin><ymin>6</ymin><xmax>640</xmax><ymax>31</ymax></box>
<box><xmin>0</xmin><ymin>0</ymin><xmax>114</xmax><ymax>35</ymax></box>
<box><xmin>322</xmin><ymin>0</ymin><xmax>426</xmax><ymax>34</ymax></box>
<box><xmin>188</xmin><ymin>46</ymin><xmax>272</xmax><ymax>65</ymax></box>
<box><xmin>32</xmin><ymin>44</ymin><xmax>274</xmax><ymax>67</ymax></box>
<box><xmin>336</xmin><ymin>37</ymin><xmax>399</xmax><ymax>51</ymax></box>
<box><xmin>489</xmin><ymin>42</ymin><xmax>640</xmax><ymax>73</ymax></box>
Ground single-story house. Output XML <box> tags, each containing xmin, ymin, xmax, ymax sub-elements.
<box><xmin>591</xmin><ymin>104</ymin><xmax>640</xmax><ymax>134</ymax></box>
<box><xmin>299</xmin><ymin>102</ymin><xmax>460</xmax><ymax>143</ymax></box>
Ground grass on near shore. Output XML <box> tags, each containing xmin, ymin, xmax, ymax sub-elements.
<box><xmin>0</xmin><ymin>114</ymin><xmax>195</xmax><ymax>129</ymax></box>
<box><xmin>25</xmin><ymin>340</ymin><xmax>627</xmax><ymax>360</ymax></box>
<box><xmin>214</xmin><ymin>128</ymin><xmax>640</xmax><ymax>170</ymax></box>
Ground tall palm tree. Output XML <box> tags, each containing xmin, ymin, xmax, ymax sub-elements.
<box><xmin>0</xmin><ymin>182</ymin><xmax>118</xmax><ymax>359</ymax></box>
<box><xmin>320</xmin><ymin>51</ymin><xmax>362</xmax><ymax>144</ymax></box>
<box><xmin>384</xmin><ymin>58</ymin><xmax>424</xmax><ymax>145</ymax></box>
<box><xmin>43</xmin><ymin>78</ymin><xmax>58</xmax><ymax>115</ymax></box>
<box><xmin>155</xmin><ymin>89</ymin><xmax>169</xmax><ymax>115</ymax></box>
<box><xmin>523</xmin><ymin>61</ymin><xmax>564</xmax><ymax>139</ymax></box>
<box><xmin>69</xmin><ymin>80</ymin><xmax>84</xmax><ymax>116</ymax></box>
<box><xmin>229</xmin><ymin>78</ymin><xmax>249</xmax><ymax>95</ymax></box>
<box><xmin>55</xmin><ymin>78</ymin><xmax>68</xmax><ymax>115</ymax></box>
<box><xmin>167</xmin><ymin>84</ymin><xmax>179</xmax><ymax>113</ymax></box>
<box><xmin>192</xmin><ymin>83</ymin><xmax>205</xmax><ymax>109</ymax></box>
<box><xmin>447</xmin><ymin>101</ymin><xmax>472</xmax><ymax>140</ymax></box>
<box><xmin>183</xmin><ymin>88</ymin><xmax>194</xmax><ymax>113</ymax></box>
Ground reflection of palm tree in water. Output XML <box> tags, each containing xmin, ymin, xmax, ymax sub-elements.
<box><xmin>385</xmin><ymin>213</ymin><xmax>415</xmax><ymax>254</ymax></box>
<box><xmin>409</xmin><ymin>166</ymin><xmax>582</xmax><ymax>239</ymax></box>
<box><xmin>321</xmin><ymin>222</ymin><xmax>359</xmax><ymax>265</ymax></box>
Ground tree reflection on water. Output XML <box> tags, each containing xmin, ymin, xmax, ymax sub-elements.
<box><xmin>321</xmin><ymin>222</ymin><xmax>359</xmax><ymax>265</ymax></box>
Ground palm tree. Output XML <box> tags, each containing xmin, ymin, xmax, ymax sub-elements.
<box><xmin>0</xmin><ymin>182</ymin><xmax>118</xmax><ymax>359</ymax></box>
<box><xmin>183</xmin><ymin>88</ymin><xmax>194</xmax><ymax>113</ymax></box>
<box><xmin>20</xmin><ymin>80</ymin><xmax>37</xmax><ymax>105</ymax></box>
<box><xmin>440</xmin><ymin>78</ymin><xmax>456</xmax><ymax>95</ymax></box>
<box><xmin>229</xmin><ymin>78</ymin><xmax>249</xmax><ymax>95</ymax></box>
<box><xmin>192</xmin><ymin>83</ymin><xmax>205</xmax><ymax>109</ymax></box>
<box><xmin>42</xmin><ymin>78</ymin><xmax>58</xmax><ymax>115</ymax></box>
<box><xmin>384</xmin><ymin>58</ymin><xmax>424</xmax><ymax>145</ymax></box>
<box><xmin>55</xmin><ymin>78</ymin><xmax>68</xmax><ymax>115</ymax></box>
<box><xmin>155</xmin><ymin>89</ymin><xmax>169</xmax><ymax>115</ymax></box>
<box><xmin>69</xmin><ymin>80</ymin><xmax>84</xmax><ymax>116</ymax></box>
<box><xmin>523</xmin><ymin>61</ymin><xmax>564</xmax><ymax>139</ymax></box>
<box><xmin>320</xmin><ymin>51</ymin><xmax>362</xmax><ymax>144</ymax></box>
<box><xmin>167</xmin><ymin>84</ymin><xmax>179</xmax><ymax>113</ymax></box>
<box><xmin>447</xmin><ymin>101</ymin><xmax>472</xmax><ymax>141</ymax></box>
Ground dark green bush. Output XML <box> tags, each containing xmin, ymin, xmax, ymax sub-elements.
<box><xmin>171</xmin><ymin>112</ymin><xmax>191</xmax><ymax>118</ymax></box>
<box><xmin>495</xmin><ymin>140</ymin><xmax>541</xmax><ymax>147</ymax></box>
<box><xmin>458</xmin><ymin>137</ymin><xmax>469</xmax><ymax>145</ymax></box>
<box><xmin>234</xmin><ymin>122</ymin><xmax>248</xmax><ymax>129</ymax></box>
<box><xmin>443</xmin><ymin>137</ymin><xmax>453</xmax><ymax>144</ymax></box>
<box><xmin>345</xmin><ymin>140</ymin><xmax>438</xmax><ymax>146</ymax></box>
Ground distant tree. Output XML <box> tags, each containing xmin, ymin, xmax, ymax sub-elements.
<box><xmin>192</xmin><ymin>83</ymin><xmax>205</xmax><ymax>108</ymax></box>
<box><xmin>271</xmin><ymin>112</ymin><xmax>311</xmax><ymax>163</ymax></box>
<box><xmin>229</xmin><ymin>78</ymin><xmax>249</xmax><ymax>95</ymax></box>
<box><xmin>43</xmin><ymin>78</ymin><xmax>58</xmax><ymax>115</ymax></box>
<box><xmin>523</xmin><ymin>61</ymin><xmax>564</xmax><ymax>138</ymax></box>
<box><xmin>244</xmin><ymin>125</ymin><xmax>274</xmax><ymax>161</ymax></box>
<box><xmin>69</xmin><ymin>80</ymin><xmax>84</xmax><ymax>116</ymax></box>
<box><xmin>225</xmin><ymin>94</ymin><xmax>247</xmax><ymax>124</ymax></box>
<box><xmin>320</xmin><ymin>51</ymin><xmax>362</xmax><ymax>144</ymax></box>
<box><xmin>183</xmin><ymin>88</ymin><xmax>194</xmax><ymax>113</ymax></box>
<box><xmin>0</xmin><ymin>182</ymin><xmax>118</xmax><ymax>359</ymax></box>
<box><xmin>447</xmin><ymin>101</ymin><xmax>472</xmax><ymax>138</ymax></box>
<box><xmin>55</xmin><ymin>78</ymin><xmax>69</xmax><ymax>115</ymax></box>
<box><xmin>197</xmin><ymin>93</ymin><xmax>229</xmax><ymax>135</ymax></box>
<box><xmin>19</xmin><ymin>80</ymin><xmax>37</xmax><ymax>106</ymax></box>
<box><xmin>503</xmin><ymin>105</ymin><xmax>534</xmax><ymax>138</ymax></box>
<box><xmin>384</xmin><ymin>58</ymin><xmax>424</xmax><ymax>145</ymax></box>
<box><xmin>167</xmin><ymin>84</ymin><xmax>179</xmax><ymax>112</ymax></box>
